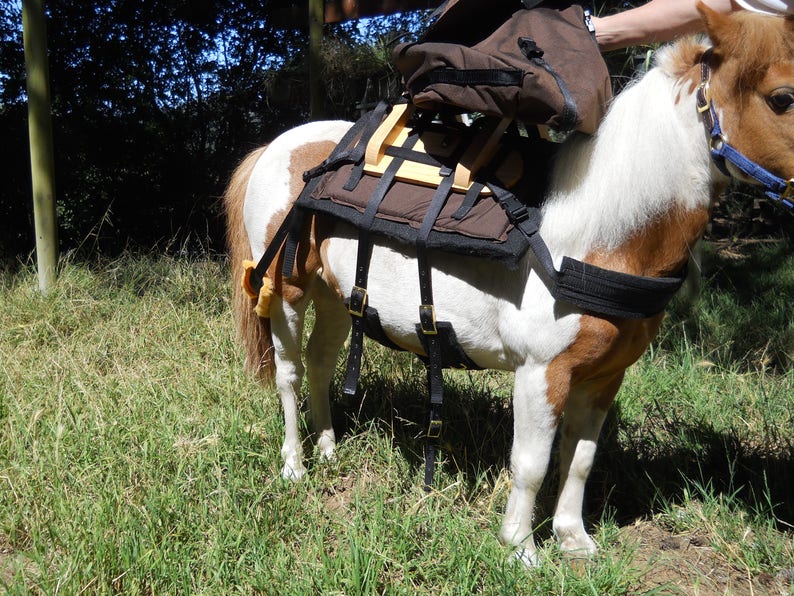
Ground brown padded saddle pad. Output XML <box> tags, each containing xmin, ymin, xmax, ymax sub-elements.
<box><xmin>310</xmin><ymin>163</ymin><xmax>513</xmax><ymax>243</ymax></box>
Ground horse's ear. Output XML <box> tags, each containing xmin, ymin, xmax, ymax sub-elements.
<box><xmin>697</xmin><ymin>1</ymin><xmax>740</xmax><ymax>49</ymax></box>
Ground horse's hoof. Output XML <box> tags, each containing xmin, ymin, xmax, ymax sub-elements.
<box><xmin>559</xmin><ymin>534</ymin><xmax>598</xmax><ymax>557</ymax></box>
<box><xmin>316</xmin><ymin>435</ymin><xmax>337</xmax><ymax>461</ymax></box>
<box><xmin>512</xmin><ymin>547</ymin><xmax>540</xmax><ymax>568</ymax></box>
<box><xmin>281</xmin><ymin>462</ymin><xmax>306</xmax><ymax>481</ymax></box>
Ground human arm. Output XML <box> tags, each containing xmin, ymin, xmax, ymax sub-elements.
<box><xmin>589</xmin><ymin>0</ymin><xmax>738</xmax><ymax>51</ymax></box>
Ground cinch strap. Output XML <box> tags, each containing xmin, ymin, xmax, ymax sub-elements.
<box><xmin>341</xmin><ymin>128</ymin><xmax>423</xmax><ymax>397</ymax></box>
<box><xmin>416</xmin><ymin>173</ymin><xmax>456</xmax><ymax>491</ymax></box>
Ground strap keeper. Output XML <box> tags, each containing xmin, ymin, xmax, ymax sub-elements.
<box><xmin>348</xmin><ymin>286</ymin><xmax>368</xmax><ymax>317</ymax></box>
<box><xmin>419</xmin><ymin>304</ymin><xmax>438</xmax><ymax>335</ymax></box>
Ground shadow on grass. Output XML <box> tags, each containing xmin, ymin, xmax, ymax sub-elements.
<box><xmin>662</xmin><ymin>234</ymin><xmax>794</xmax><ymax>371</ymax></box>
<box><xmin>328</xmin><ymin>370</ymin><xmax>793</xmax><ymax>533</ymax></box>
<box><xmin>313</xmin><ymin>235</ymin><xmax>793</xmax><ymax>536</ymax></box>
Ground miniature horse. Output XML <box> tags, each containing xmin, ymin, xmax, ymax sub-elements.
<box><xmin>224</xmin><ymin>7</ymin><xmax>794</xmax><ymax>564</ymax></box>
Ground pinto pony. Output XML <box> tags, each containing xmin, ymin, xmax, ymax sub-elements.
<box><xmin>224</xmin><ymin>7</ymin><xmax>794</xmax><ymax>564</ymax></box>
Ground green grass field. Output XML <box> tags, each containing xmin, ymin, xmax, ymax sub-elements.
<box><xmin>1</xmin><ymin>241</ymin><xmax>792</xmax><ymax>594</ymax></box>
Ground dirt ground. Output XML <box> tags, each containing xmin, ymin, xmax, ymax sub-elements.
<box><xmin>621</xmin><ymin>521</ymin><xmax>793</xmax><ymax>595</ymax></box>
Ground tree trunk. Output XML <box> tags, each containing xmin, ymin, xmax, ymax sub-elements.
<box><xmin>309</xmin><ymin>0</ymin><xmax>325</xmax><ymax>119</ymax></box>
<box><xmin>23</xmin><ymin>0</ymin><xmax>58</xmax><ymax>293</ymax></box>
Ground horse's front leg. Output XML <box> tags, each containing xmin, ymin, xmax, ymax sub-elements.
<box><xmin>270</xmin><ymin>294</ymin><xmax>309</xmax><ymax>480</ymax></box>
<box><xmin>500</xmin><ymin>364</ymin><xmax>560</xmax><ymax>566</ymax></box>
<box><xmin>552</xmin><ymin>376</ymin><xmax>622</xmax><ymax>556</ymax></box>
<box><xmin>305</xmin><ymin>281</ymin><xmax>351</xmax><ymax>460</ymax></box>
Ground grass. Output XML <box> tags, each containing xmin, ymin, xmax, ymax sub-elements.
<box><xmin>0</xmin><ymin>243</ymin><xmax>792</xmax><ymax>594</ymax></box>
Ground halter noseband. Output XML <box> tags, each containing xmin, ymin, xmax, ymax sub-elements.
<box><xmin>697</xmin><ymin>48</ymin><xmax>794</xmax><ymax>209</ymax></box>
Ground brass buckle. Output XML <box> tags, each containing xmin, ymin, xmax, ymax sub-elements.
<box><xmin>696</xmin><ymin>81</ymin><xmax>711</xmax><ymax>114</ymax></box>
<box><xmin>419</xmin><ymin>304</ymin><xmax>438</xmax><ymax>335</ymax></box>
<box><xmin>783</xmin><ymin>178</ymin><xmax>794</xmax><ymax>201</ymax></box>
<box><xmin>427</xmin><ymin>419</ymin><xmax>443</xmax><ymax>439</ymax></box>
<box><xmin>348</xmin><ymin>286</ymin><xmax>367</xmax><ymax>317</ymax></box>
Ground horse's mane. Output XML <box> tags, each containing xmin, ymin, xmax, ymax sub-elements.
<box><xmin>539</xmin><ymin>38</ymin><xmax>714</xmax><ymax>260</ymax></box>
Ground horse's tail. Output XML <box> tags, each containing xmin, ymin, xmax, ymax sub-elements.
<box><xmin>223</xmin><ymin>146</ymin><xmax>275</xmax><ymax>382</ymax></box>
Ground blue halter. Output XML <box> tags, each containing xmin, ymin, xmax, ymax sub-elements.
<box><xmin>696</xmin><ymin>49</ymin><xmax>794</xmax><ymax>209</ymax></box>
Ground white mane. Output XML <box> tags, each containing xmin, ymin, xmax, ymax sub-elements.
<box><xmin>540</xmin><ymin>43</ymin><xmax>715</xmax><ymax>261</ymax></box>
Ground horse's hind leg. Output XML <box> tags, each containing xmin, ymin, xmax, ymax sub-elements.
<box><xmin>270</xmin><ymin>294</ymin><xmax>309</xmax><ymax>480</ymax></box>
<box><xmin>305</xmin><ymin>281</ymin><xmax>350</xmax><ymax>460</ymax></box>
<box><xmin>500</xmin><ymin>365</ymin><xmax>560</xmax><ymax>566</ymax></box>
<box><xmin>552</xmin><ymin>376</ymin><xmax>622</xmax><ymax>556</ymax></box>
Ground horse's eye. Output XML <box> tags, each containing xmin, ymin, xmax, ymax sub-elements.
<box><xmin>767</xmin><ymin>88</ymin><xmax>794</xmax><ymax>113</ymax></box>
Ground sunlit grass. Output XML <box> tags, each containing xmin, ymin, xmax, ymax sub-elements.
<box><xmin>0</xmin><ymin>247</ymin><xmax>791</xmax><ymax>593</ymax></box>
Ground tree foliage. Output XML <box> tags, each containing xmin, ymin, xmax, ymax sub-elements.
<box><xmin>0</xmin><ymin>1</ymin><xmax>426</xmax><ymax>261</ymax></box>
<box><xmin>10</xmin><ymin>1</ymin><xmax>772</xmax><ymax>263</ymax></box>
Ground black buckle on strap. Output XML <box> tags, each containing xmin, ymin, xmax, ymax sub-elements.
<box><xmin>348</xmin><ymin>286</ymin><xmax>368</xmax><ymax>317</ymax></box>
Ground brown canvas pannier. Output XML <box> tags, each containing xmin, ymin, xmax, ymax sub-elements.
<box><xmin>392</xmin><ymin>0</ymin><xmax>612</xmax><ymax>133</ymax></box>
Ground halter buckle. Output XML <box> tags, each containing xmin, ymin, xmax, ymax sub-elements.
<box><xmin>783</xmin><ymin>179</ymin><xmax>794</xmax><ymax>201</ymax></box>
<box><xmin>696</xmin><ymin>81</ymin><xmax>712</xmax><ymax>114</ymax></box>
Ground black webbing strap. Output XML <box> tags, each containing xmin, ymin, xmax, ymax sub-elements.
<box><xmin>384</xmin><ymin>145</ymin><xmax>446</xmax><ymax>168</ymax></box>
<box><xmin>343</xmin><ymin>101</ymin><xmax>393</xmax><ymax>191</ymax></box>
<box><xmin>247</xmin><ymin>109</ymin><xmax>384</xmax><ymax>294</ymax></box>
<box><xmin>280</xmin><ymin>208</ymin><xmax>307</xmax><ymax>280</ymax></box>
<box><xmin>417</xmin><ymin>68</ymin><xmax>524</xmax><ymax>88</ymax></box>
<box><xmin>248</xmin><ymin>187</ymin><xmax>320</xmax><ymax>293</ymax></box>
<box><xmin>556</xmin><ymin>258</ymin><xmax>687</xmax><ymax>319</ymax></box>
<box><xmin>416</xmin><ymin>173</ymin><xmax>456</xmax><ymax>491</ymax></box>
<box><xmin>301</xmin><ymin>104</ymin><xmax>387</xmax><ymax>184</ymax></box>
<box><xmin>341</xmin><ymin>130</ymin><xmax>422</xmax><ymax>397</ymax></box>
<box><xmin>451</xmin><ymin>181</ymin><xmax>485</xmax><ymax>220</ymax></box>
<box><xmin>451</xmin><ymin>136</ymin><xmax>516</xmax><ymax>221</ymax></box>
<box><xmin>489</xmin><ymin>183</ymin><xmax>687</xmax><ymax>318</ymax></box>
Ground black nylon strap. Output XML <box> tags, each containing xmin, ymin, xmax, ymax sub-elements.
<box><xmin>343</xmin><ymin>101</ymin><xmax>393</xmax><ymax>191</ymax></box>
<box><xmin>280</xmin><ymin>208</ymin><xmax>305</xmax><ymax>278</ymax></box>
<box><xmin>491</xmin><ymin>183</ymin><xmax>687</xmax><ymax>318</ymax></box>
<box><xmin>556</xmin><ymin>258</ymin><xmax>687</xmax><ymax>319</ymax></box>
<box><xmin>302</xmin><ymin>104</ymin><xmax>385</xmax><ymax>184</ymax></box>
<box><xmin>417</xmin><ymin>68</ymin><xmax>524</xmax><ymax>88</ymax></box>
<box><xmin>248</xmin><ymin>178</ymin><xmax>320</xmax><ymax>292</ymax></box>
<box><xmin>451</xmin><ymin>181</ymin><xmax>485</xmax><ymax>220</ymax></box>
<box><xmin>384</xmin><ymin>145</ymin><xmax>446</xmax><ymax>168</ymax></box>
<box><xmin>342</xmin><ymin>131</ymin><xmax>422</xmax><ymax>397</ymax></box>
<box><xmin>416</xmin><ymin>173</ymin><xmax>456</xmax><ymax>491</ymax></box>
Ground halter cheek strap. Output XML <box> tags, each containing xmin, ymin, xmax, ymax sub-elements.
<box><xmin>697</xmin><ymin>49</ymin><xmax>794</xmax><ymax>208</ymax></box>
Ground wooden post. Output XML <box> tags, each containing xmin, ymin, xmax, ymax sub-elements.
<box><xmin>22</xmin><ymin>0</ymin><xmax>58</xmax><ymax>294</ymax></box>
<box><xmin>308</xmin><ymin>0</ymin><xmax>324</xmax><ymax>119</ymax></box>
